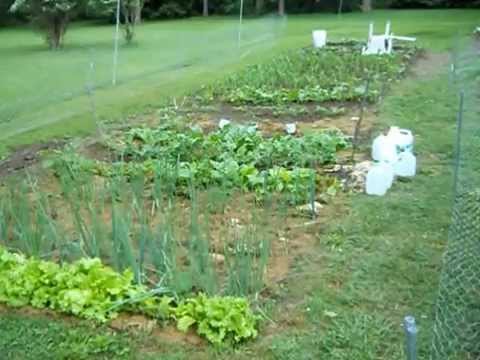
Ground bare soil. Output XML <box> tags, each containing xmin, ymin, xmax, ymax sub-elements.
<box><xmin>0</xmin><ymin>140</ymin><xmax>63</xmax><ymax>178</ymax></box>
<box><xmin>410</xmin><ymin>51</ymin><xmax>450</xmax><ymax>79</ymax></box>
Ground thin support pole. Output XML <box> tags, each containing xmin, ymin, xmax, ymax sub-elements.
<box><xmin>453</xmin><ymin>91</ymin><xmax>465</xmax><ymax>193</ymax></box>
<box><xmin>86</xmin><ymin>59</ymin><xmax>97</xmax><ymax>123</ymax></box>
<box><xmin>309</xmin><ymin>159</ymin><xmax>316</xmax><ymax>220</ymax></box>
<box><xmin>337</xmin><ymin>0</ymin><xmax>343</xmax><ymax>16</ymax></box>
<box><xmin>237</xmin><ymin>0</ymin><xmax>244</xmax><ymax>49</ymax></box>
<box><xmin>404</xmin><ymin>316</ymin><xmax>418</xmax><ymax>360</ymax></box>
<box><xmin>112</xmin><ymin>0</ymin><xmax>121</xmax><ymax>86</ymax></box>
<box><xmin>350</xmin><ymin>77</ymin><xmax>371</xmax><ymax>163</ymax></box>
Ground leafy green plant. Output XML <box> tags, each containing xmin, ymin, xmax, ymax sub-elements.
<box><xmin>174</xmin><ymin>293</ymin><xmax>258</xmax><ymax>345</ymax></box>
<box><xmin>200</xmin><ymin>42</ymin><xmax>418</xmax><ymax>105</ymax></box>
<box><xmin>0</xmin><ymin>246</ymin><xmax>260</xmax><ymax>345</ymax></box>
<box><xmin>0</xmin><ymin>246</ymin><xmax>170</xmax><ymax>322</ymax></box>
<box><xmin>50</xmin><ymin>124</ymin><xmax>348</xmax><ymax>203</ymax></box>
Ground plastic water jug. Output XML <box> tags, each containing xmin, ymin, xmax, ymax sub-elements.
<box><xmin>366</xmin><ymin>162</ymin><xmax>394</xmax><ymax>196</ymax></box>
<box><xmin>285</xmin><ymin>123</ymin><xmax>297</xmax><ymax>135</ymax></box>
<box><xmin>312</xmin><ymin>30</ymin><xmax>327</xmax><ymax>48</ymax></box>
<box><xmin>219</xmin><ymin>119</ymin><xmax>231</xmax><ymax>129</ymax></box>
<box><xmin>388</xmin><ymin>127</ymin><xmax>414</xmax><ymax>153</ymax></box>
<box><xmin>394</xmin><ymin>152</ymin><xmax>416</xmax><ymax>177</ymax></box>
<box><xmin>372</xmin><ymin>134</ymin><xmax>397</xmax><ymax>163</ymax></box>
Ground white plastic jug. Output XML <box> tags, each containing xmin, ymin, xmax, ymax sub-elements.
<box><xmin>366</xmin><ymin>162</ymin><xmax>394</xmax><ymax>196</ymax></box>
<box><xmin>285</xmin><ymin>123</ymin><xmax>297</xmax><ymax>135</ymax></box>
<box><xmin>394</xmin><ymin>152</ymin><xmax>416</xmax><ymax>177</ymax></box>
<box><xmin>388</xmin><ymin>126</ymin><xmax>414</xmax><ymax>153</ymax></box>
<box><xmin>372</xmin><ymin>134</ymin><xmax>398</xmax><ymax>163</ymax></box>
<box><xmin>312</xmin><ymin>30</ymin><xmax>327</xmax><ymax>48</ymax></box>
<box><xmin>219</xmin><ymin>118</ymin><xmax>231</xmax><ymax>129</ymax></box>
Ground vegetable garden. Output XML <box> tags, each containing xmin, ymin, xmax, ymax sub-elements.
<box><xmin>0</xmin><ymin>40</ymin><xmax>419</xmax><ymax>347</ymax></box>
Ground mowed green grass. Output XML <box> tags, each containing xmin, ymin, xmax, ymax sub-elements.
<box><xmin>0</xmin><ymin>9</ymin><xmax>478</xmax><ymax>155</ymax></box>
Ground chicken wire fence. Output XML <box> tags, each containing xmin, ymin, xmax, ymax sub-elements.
<box><xmin>0</xmin><ymin>15</ymin><xmax>285</xmax><ymax>143</ymax></box>
<box><xmin>430</xmin><ymin>40</ymin><xmax>480</xmax><ymax>360</ymax></box>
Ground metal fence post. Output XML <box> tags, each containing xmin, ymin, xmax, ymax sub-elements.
<box><xmin>404</xmin><ymin>316</ymin><xmax>418</xmax><ymax>360</ymax></box>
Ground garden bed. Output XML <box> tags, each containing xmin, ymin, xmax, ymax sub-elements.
<box><xmin>0</xmin><ymin>40</ymin><xmax>420</xmax><ymax>346</ymax></box>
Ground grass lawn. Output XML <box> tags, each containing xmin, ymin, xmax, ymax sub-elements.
<box><xmin>0</xmin><ymin>9</ymin><xmax>478</xmax><ymax>155</ymax></box>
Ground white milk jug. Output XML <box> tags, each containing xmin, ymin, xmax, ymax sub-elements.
<box><xmin>366</xmin><ymin>162</ymin><xmax>394</xmax><ymax>196</ymax></box>
<box><xmin>312</xmin><ymin>30</ymin><xmax>327</xmax><ymax>48</ymax></box>
<box><xmin>388</xmin><ymin>126</ymin><xmax>414</xmax><ymax>153</ymax></box>
<box><xmin>372</xmin><ymin>134</ymin><xmax>398</xmax><ymax>163</ymax></box>
<box><xmin>394</xmin><ymin>152</ymin><xmax>416</xmax><ymax>177</ymax></box>
<box><xmin>219</xmin><ymin>119</ymin><xmax>231</xmax><ymax>129</ymax></box>
<box><xmin>285</xmin><ymin>123</ymin><xmax>297</xmax><ymax>135</ymax></box>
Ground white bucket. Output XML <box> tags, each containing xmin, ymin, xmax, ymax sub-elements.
<box><xmin>312</xmin><ymin>30</ymin><xmax>327</xmax><ymax>48</ymax></box>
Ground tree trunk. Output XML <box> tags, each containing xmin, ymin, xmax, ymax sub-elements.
<box><xmin>255</xmin><ymin>0</ymin><xmax>264</xmax><ymax>15</ymax></box>
<box><xmin>361</xmin><ymin>0</ymin><xmax>372</xmax><ymax>12</ymax></box>
<box><xmin>278</xmin><ymin>0</ymin><xmax>285</xmax><ymax>16</ymax></box>
<box><xmin>203</xmin><ymin>0</ymin><xmax>208</xmax><ymax>16</ymax></box>
<box><xmin>48</xmin><ymin>14</ymin><xmax>67</xmax><ymax>49</ymax></box>
<box><xmin>135</xmin><ymin>2</ymin><xmax>142</xmax><ymax>24</ymax></box>
<box><xmin>122</xmin><ymin>3</ymin><xmax>135</xmax><ymax>43</ymax></box>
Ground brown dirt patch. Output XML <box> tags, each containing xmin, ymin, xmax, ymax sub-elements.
<box><xmin>110</xmin><ymin>314</ymin><xmax>204</xmax><ymax>346</ymax></box>
<box><xmin>186</xmin><ymin>102</ymin><xmax>372</xmax><ymax>137</ymax></box>
<box><xmin>410</xmin><ymin>51</ymin><xmax>450</xmax><ymax>79</ymax></box>
<box><xmin>0</xmin><ymin>141</ymin><xmax>63</xmax><ymax>178</ymax></box>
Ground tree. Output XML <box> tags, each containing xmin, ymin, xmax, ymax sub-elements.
<box><xmin>121</xmin><ymin>0</ymin><xmax>140</xmax><ymax>42</ymax></box>
<box><xmin>361</xmin><ymin>0</ymin><xmax>372</xmax><ymax>11</ymax></box>
<box><xmin>0</xmin><ymin>0</ymin><xmax>15</xmax><ymax>26</ymax></box>
<box><xmin>9</xmin><ymin>0</ymin><xmax>134</xmax><ymax>48</ymax></box>
<box><xmin>278</xmin><ymin>0</ymin><xmax>285</xmax><ymax>15</ymax></box>
<box><xmin>255</xmin><ymin>0</ymin><xmax>264</xmax><ymax>15</ymax></box>
<box><xmin>10</xmin><ymin>0</ymin><xmax>80</xmax><ymax>49</ymax></box>
<box><xmin>203</xmin><ymin>0</ymin><xmax>208</xmax><ymax>16</ymax></box>
<box><xmin>134</xmin><ymin>0</ymin><xmax>145</xmax><ymax>23</ymax></box>
<box><xmin>89</xmin><ymin>0</ymin><xmax>140</xmax><ymax>43</ymax></box>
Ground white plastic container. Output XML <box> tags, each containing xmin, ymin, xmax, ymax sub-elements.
<box><xmin>366</xmin><ymin>162</ymin><xmax>394</xmax><ymax>196</ymax></box>
<box><xmin>285</xmin><ymin>123</ymin><xmax>297</xmax><ymax>135</ymax></box>
<box><xmin>394</xmin><ymin>152</ymin><xmax>416</xmax><ymax>177</ymax></box>
<box><xmin>312</xmin><ymin>30</ymin><xmax>327</xmax><ymax>48</ymax></box>
<box><xmin>372</xmin><ymin>134</ymin><xmax>398</xmax><ymax>163</ymax></box>
<box><xmin>219</xmin><ymin>118</ymin><xmax>231</xmax><ymax>129</ymax></box>
<box><xmin>388</xmin><ymin>126</ymin><xmax>414</xmax><ymax>153</ymax></box>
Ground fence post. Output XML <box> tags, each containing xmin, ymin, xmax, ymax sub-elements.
<box><xmin>453</xmin><ymin>91</ymin><xmax>465</xmax><ymax>194</ymax></box>
<box><xmin>404</xmin><ymin>315</ymin><xmax>418</xmax><ymax>360</ymax></box>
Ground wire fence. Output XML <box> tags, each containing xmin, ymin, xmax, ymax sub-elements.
<box><xmin>431</xmin><ymin>40</ymin><xmax>480</xmax><ymax>360</ymax></box>
<box><xmin>0</xmin><ymin>15</ymin><xmax>285</xmax><ymax>143</ymax></box>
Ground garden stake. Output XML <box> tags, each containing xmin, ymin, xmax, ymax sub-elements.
<box><xmin>351</xmin><ymin>77</ymin><xmax>371</xmax><ymax>164</ymax></box>
<box><xmin>404</xmin><ymin>316</ymin><xmax>418</xmax><ymax>360</ymax></box>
